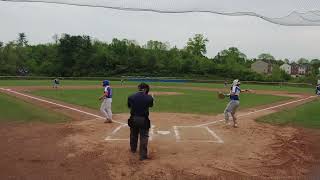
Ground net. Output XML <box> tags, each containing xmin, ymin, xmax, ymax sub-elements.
<box><xmin>1</xmin><ymin>0</ymin><xmax>320</xmax><ymax>26</ymax></box>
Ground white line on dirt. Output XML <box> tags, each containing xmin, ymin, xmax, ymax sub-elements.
<box><xmin>105</xmin><ymin>124</ymin><xmax>155</xmax><ymax>141</ymax></box>
<box><xmin>196</xmin><ymin>96</ymin><xmax>316</xmax><ymax>127</ymax></box>
<box><xmin>0</xmin><ymin>88</ymin><xmax>126</xmax><ymax>125</ymax></box>
<box><xmin>173</xmin><ymin>126</ymin><xmax>224</xmax><ymax>143</ymax></box>
<box><xmin>149</xmin><ymin>125</ymin><xmax>155</xmax><ymax>141</ymax></box>
<box><xmin>105</xmin><ymin>124</ymin><xmax>129</xmax><ymax>141</ymax></box>
<box><xmin>205</xmin><ymin>127</ymin><xmax>224</xmax><ymax>143</ymax></box>
<box><xmin>173</xmin><ymin>126</ymin><xmax>181</xmax><ymax>142</ymax></box>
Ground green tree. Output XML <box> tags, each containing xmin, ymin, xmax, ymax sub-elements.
<box><xmin>283</xmin><ymin>58</ymin><xmax>290</xmax><ymax>64</ymax></box>
<box><xmin>17</xmin><ymin>33</ymin><xmax>28</xmax><ymax>47</ymax></box>
<box><xmin>186</xmin><ymin>34</ymin><xmax>209</xmax><ymax>57</ymax></box>
<box><xmin>258</xmin><ymin>53</ymin><xmax>275</xmax><ymax>60</ymax></box>
<box><xmin>297</xmin><ymin>58</ymin><xmax>309</xmax><ymax>64</ymax></box>
<box><xmin>219</xmin><ymin>47</ymin><xmax>247</xmax><ymax>65</ymax></box>
<box><xmin>145</xmin><ymin>40</ymin><xmax>169</xmax><ymax>50</ymax></box>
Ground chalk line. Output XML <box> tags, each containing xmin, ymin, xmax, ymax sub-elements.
<box><xmin>0</xmin><ymin>88</ymin><xmax>126</xmax><ymax>125</ymax></box>
<box><xmin>197</xmin><ymin>96</ymin><xmax>316</xmax><ymax>127</ymax></box>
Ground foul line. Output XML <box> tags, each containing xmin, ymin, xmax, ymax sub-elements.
<box><xmin>197</xmin><ymin>96</ymin><xmax>316</xmax><ymax>127</ymax></box>
<box><xmin>0</xmin><ymin>88</ymin><xmax>126</xmax><ymax>125</ymax></box>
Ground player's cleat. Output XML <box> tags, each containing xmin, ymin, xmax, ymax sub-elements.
<box><xmin>233</xmin><ymin>123</ymin><xmax>238</xmax><ymax>128</ymax></box>
<box><xmin>104</xmin><ymin>119</ymin><xmax>112</xmax><ymax>123</ymax></box>
<box><xmin>139</xmin><ymin>156</ymin><xmax>149</xmax><ymax>161</ymax></box>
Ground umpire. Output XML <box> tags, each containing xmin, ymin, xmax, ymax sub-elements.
<box><xmin>127</xmin><ymin>83</ymin><xmax>154</xmax><ymax>160</ymax></box>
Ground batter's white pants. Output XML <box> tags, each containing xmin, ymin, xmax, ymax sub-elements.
<box><xmin>100</xmin><ymin>98</ymin><xmax>112</xmax><ymax>120</ymax></box>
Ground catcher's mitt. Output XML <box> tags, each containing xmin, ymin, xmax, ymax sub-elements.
<box><xmin>218</xmin><ymin>92</ymin><xmax>227</xmax><ymax>99</ymax></box>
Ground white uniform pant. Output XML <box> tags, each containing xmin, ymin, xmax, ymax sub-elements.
<box><xmin>100</xmin><ymin>98</ymin><xmax>112</xmax><ymax>120</ymax></box>
<box><xmin>224</xmin><ymin>100</ymin><xmax>240</xmax><ymax>121</ymax></box>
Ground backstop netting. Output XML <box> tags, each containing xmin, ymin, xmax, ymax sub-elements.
<box><xmin>1</xmin><ymin>0</ymin><xmax>320</xmax><ymax>26</ymax></box>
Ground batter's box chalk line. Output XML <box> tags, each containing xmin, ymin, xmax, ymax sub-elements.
<box><xmin>173</xmin><ymin>126</ymin><xmax>224</xmax><ymax>144</ymax></box>
<box><xmin>105</xmin><ymin>125</ymin><xmax>156</xmax><ymax>141</ymax></box>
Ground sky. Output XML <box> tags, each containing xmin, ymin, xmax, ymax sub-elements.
<box><xmin>0</xmin><ymin>0</ymin><xmax>320</xmax><ymax>61</ymax></box>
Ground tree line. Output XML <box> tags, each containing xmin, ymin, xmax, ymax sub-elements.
<box><xmin>0</xmin><ymin>33</ymin><xmax>319</xmax><ymax>82</ymax></box>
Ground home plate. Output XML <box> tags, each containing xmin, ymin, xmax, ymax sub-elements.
<box><xmin>157</xmin><ymin>131</ymin><xmax>170</xmax><ymax>135</ymax></box>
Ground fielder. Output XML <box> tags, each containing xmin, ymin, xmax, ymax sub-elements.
<box><xmin>224</xmin><ymin>79</ymin><xmax>249</xmax><ymax>128</ymax></box>
<box><xmin>53</xmin><ymin>78</ymin><xmax>60</xmax><ymax>88</ymax></box>
<box><xmin>316</xmin><ymin>83</ymin><xmax>320</xmax><ymax>96</ymax></box>
<box><xmin>99</xmin><ymin>80</ymin><xmax>113</xmax><ymax>123</ymax></box>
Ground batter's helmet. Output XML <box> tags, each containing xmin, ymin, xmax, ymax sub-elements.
<box><xmin>103</xmin><ymin>80</ymin><xmax>110</xmax><ymax>87</ymax></box>
<box><xmin>233</xmin><ymin>79</ymin><xmax>240</xmax><ymax>86</ymax></box>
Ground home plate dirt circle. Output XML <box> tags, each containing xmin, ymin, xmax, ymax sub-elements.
<box><xmin>62</xmin><ymin>112</ymin><xmax>315</xmax><ymax>178</ymax></box>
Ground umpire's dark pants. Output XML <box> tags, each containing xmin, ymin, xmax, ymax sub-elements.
<box><xmin>130</xmin><ymin>127</ymin><xmax>149</xmax><ymax>159</ymax></box>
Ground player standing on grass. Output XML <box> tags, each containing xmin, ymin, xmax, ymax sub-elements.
<box><xmin>224</xmin><ymin>79</ymin><xmax>249</xmax><ymax>128</ymax></box>
<box><xmin>316</xmin><ymin>83</ymin><xmax>320</xmax><ymax>96</ymax></box>
<box><xmin>99</xmin><ymin>80</ymin><xmax>113</xmax><ymax>123</ymax></box>
<box><xmin>53</xmin><ymin>78</ymin><xmax>60</xmax><ymax>88</ymax></box>
<box><xmin>127</xmin><ymin>83</ymin><xmax>154</xmax><ymax>161</ymax></box>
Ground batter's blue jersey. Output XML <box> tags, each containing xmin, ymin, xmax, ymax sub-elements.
<box><xmin>104</xmin><ymin>86</ymin><xmax>112</xmax><ymax>98</ymax></box>
<box><xmin>230</xmin><ymin>85</ymin><xmax>241</xmax><ymax>100</ymax></box>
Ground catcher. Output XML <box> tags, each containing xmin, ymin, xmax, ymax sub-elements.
<box><xmin>219</xmin><ymin>79</ymin><xmax>250</xmax><ymax>128</ymax></box>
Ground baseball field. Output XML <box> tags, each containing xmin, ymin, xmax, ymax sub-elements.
<box><xmin>0</xmin><ymin>80</ymin><xmax>319</xmax><ymax>179</ymax></box>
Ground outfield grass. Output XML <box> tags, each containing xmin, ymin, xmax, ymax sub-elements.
<box><xmin>0</xmin><ymin>80</ymin><xmax>314</xmax><ymax>94</ymax></box>
<box><xmin>257</xmin><ymin>99</ymin><xmax>320</xmax><ymax>129</ymax></box>
<box><xmin>0</xmin><ymin>93</ymin><xmax>69</xmax><ymax>123</ymax></box>
<box><xmin>31</xmin><ymin>87</ymin><xmax>290</xmax><ymax>115</ymax></box>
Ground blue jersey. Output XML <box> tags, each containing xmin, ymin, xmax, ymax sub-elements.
<box><xmin>230</xmin><ymin>85</ymin><xmax>241</xmax><ymax>101</ymax></box>
<box><xmin>317</xmin><ymin>85</ymin><xmax>320</xmax><ymax>91</ymax></box>
<box><xmin>104</xmin><ymin>86</ymin><xmax>112</xmax><ymax>98</ymax></box>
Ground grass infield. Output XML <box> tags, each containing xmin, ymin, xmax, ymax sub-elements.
<box><xmin>31</xmin><ymin>88</ymin><xmax>290</xmax><ymax>115</ymax></box>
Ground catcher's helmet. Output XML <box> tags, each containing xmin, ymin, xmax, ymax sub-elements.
<box><xmin>103</xmin><ymin>80</ymin><xmax>110</xmax><ymax>87</ymax></box>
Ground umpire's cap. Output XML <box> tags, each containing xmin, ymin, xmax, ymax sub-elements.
<box><xmin>138</xmin><ymin>83</ymin><xmax>150</xmax><ymax>93</ymax></box>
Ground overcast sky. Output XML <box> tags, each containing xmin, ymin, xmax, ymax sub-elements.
<box><xmin>1</xmin><ymin>1</ymin><xmax>320</xmax><ymax>61</ymax></box>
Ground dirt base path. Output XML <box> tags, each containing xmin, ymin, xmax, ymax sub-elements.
<box><xmin>0</xmin><ymin>87</ymin><xmax>319</xmax><ymax>180</ymax></box>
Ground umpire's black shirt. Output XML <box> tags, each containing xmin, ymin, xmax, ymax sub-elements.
<box><xmin>127</xmin><ymin>91</ymin><xmax>154</xmax><ymax>129</ymax></box>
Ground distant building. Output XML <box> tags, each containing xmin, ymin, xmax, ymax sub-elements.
<box><xmin>290</xmin><ymin>63</ymin><xmax>299</xmax><ymax>76</ymax></box>
<box><xmin>280</xmin><ymin>63</ymin><xmax>291</xmax><ymax>74</ymax></box>
<box><xmin>290</xmin><ymin>63</ymin><xmax>310</xmax><ymax>77</ymax></box>
<box><xmin>298</xmin><ymin>65</ymin><xmax>306</xmax><ymax>75</ymax></box>
<box><xmin>251</xmin><ymin>60</ymin><xmax>273</xmax><ymax>74</ymax></box>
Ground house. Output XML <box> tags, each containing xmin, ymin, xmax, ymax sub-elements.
<box><xmin>280</xmin><ymin>63</ymin><xmax>291</xmax><ymax>74</ymax></box>
<box><xmin>298</xmin><ymin>65</ymin><xmax>306</xmax><ymax>75</ymax></box>
<box><xmin>290</xmin><ymin>63</ymin><xmax>310</xmax><ymax>77</ymax></box>
<box><xmin>251</xmin><ymin>60</ymin><xmax>273</xmax><ymax>74</ymax></box>
<box><xmin>290</xmin><ymin>63</ymin><xmax>299</xmax><ymax>76</ymax></box>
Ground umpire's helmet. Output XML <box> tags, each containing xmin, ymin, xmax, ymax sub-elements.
<box><xmin>138</xmin><ymin>83</ymin><xmax>150</xmax><ymax>94</ymax></box>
